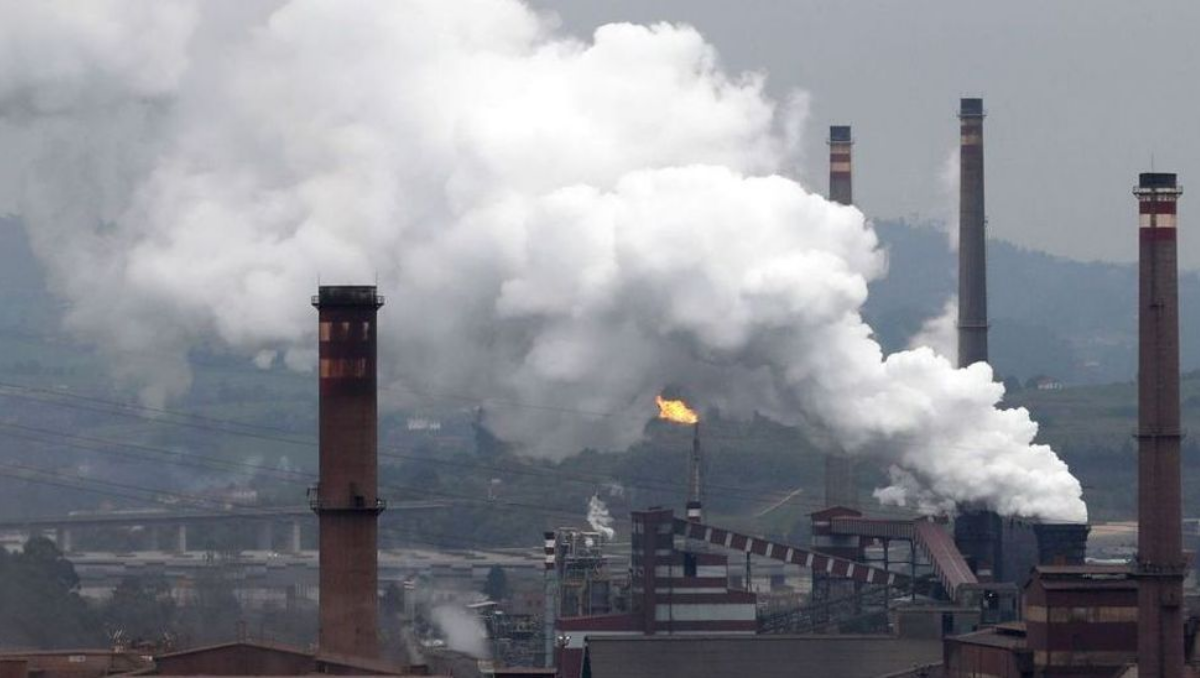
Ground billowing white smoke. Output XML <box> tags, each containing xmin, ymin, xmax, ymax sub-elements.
<box><xmin>909</xmin><ymin>295</ymin><xmax>958</xmax><ymax>364</ymax></box>
<box><xmin>0</xmin><ymin>0</ymin><xmax>1086</xmax><ymax>522</ymax></box>
<box><xmin>429</xmin><ymin>605</ymin><xmax>489</xmax><ymax>659</ymax></box>
<box><xmin>587</xmin><ymin>494</ymin><xmax>615</xmax><ymax>540</ymax></box>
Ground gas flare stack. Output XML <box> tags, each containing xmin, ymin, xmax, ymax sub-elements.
<box><xmin>824</xmin><ymin>124</ymin><xmax>857</xmax><ymax>510</ymax></box>
<box><xmin>1134</xmin><ymin>172</ymin><xmax>1186</xmax><ymax>678</ymax></box>
<box><xmin>687</xmin><ymin>422</ymin><xmax>703</xmax><ymax>523</ymax></box>
<box><xmin>311</xmin><ymin>285</ymin><xmax>385</xmax><ymax>659</ymax></box>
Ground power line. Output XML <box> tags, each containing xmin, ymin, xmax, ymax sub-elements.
<box><xmin>0</xmin><ymin>384</ymin><xmax>862</xmax><ymax>510</ymax></box>
<box><xmin>0</xmin><ymin>468</ymin><xmax>542</xmax><ymax>553</ymax></box>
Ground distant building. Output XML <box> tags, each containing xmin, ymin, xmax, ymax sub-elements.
<box><xmin>406</xmin><ymin>418</ymin><xmax>443</xmax><ymax>432</ymax></box>
<box><xmin>1032</xmin><ymin>376</ymin><xmax>1063</xmax><ymax>391</ymax></box>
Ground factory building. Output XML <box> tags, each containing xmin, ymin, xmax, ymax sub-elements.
<box><xmin>945</xmin><ymin>565</ymin><xmax>1140</xmax><ymax>677</ymax></box>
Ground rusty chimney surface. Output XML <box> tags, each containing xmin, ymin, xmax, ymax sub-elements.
<box><xmin>312</xmin><ymin>284</ymin><xmax>385</xmax><ymax>659</ymax></box>
<box><xmin>1134</xmin><ymin>171</ymin><xmax>1185</xmax><ymax>678</ymax></box>
<box><xmin>828</xmin><ymin>125</ymin><xmax>853</xmax><ymax>206</ymax></box>
<box><xmin>957</xmin><ymin>98</ymin><xmax>987</xmax><ymax>368</ymax></box>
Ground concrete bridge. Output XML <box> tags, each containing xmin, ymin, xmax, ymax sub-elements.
<box><xmin>0</xmin><ymin>501</ymin><xmax>448</xmax><ymax>554</ymax></box>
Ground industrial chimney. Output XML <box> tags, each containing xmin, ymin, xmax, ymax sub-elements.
<box><xmin>686</xmin><ymin>423</ymin><xmax>703</xmax><ymax>522</ymax></box>
<box><xmin>311</xmin><ymin>285</ymin><xmax>385</xmax><ymax>659</ymax></box>
<box><xmin>1134</xmin><ymin>172</ymin><xmax>1185</xmax><ymax>678</ymax></box>
<box><xmin>828</xmin><ymin>125</ymin><xmax>853</xmax><ymax>206</ymax></box>
<box><xmin>957</xmin><ymin>98</ymin><xmax>988</xmax><ymax>366</ymax></box>
<box><xmin>824</xmin><ymin>124</ymin><xmax>857</xmax><ymax>510</ymax></box>
<box><xmin>952</xmin><ymin>98</ymin><xmax>1005</xmax><ymax>582</ymax></box>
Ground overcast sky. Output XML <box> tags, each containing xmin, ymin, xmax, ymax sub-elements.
<box><xmin>529</xmin><ymin>1</ymin><xmax>1200</xmax><ymax>268</ymax></box>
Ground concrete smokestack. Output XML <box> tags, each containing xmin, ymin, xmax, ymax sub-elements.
<box><xmin>686</xmin><ymin>422</ymin><xmax>703</xmax><ymax>522</ymax></box>
<box><xmin>957</xmin><ymin>98</ymin><xmax>988</xmax><ymax>366</ymax></box>
<box><xmin>952</xmin><ymin>99</ymin><xmax>1003</xmax><ymax>582</ymax></box>
<box><xmin>824</xmin><ymin>124</ymin><xmax>857</xmax><ymax>510</ymax></box>
<box><xmin>1134</xmin><ymin>172</ymin><xmax>1185</xmax><ymax>678</ymax></box>
<box><xmin>311</xmin><ymin>285</ymin><xmax>385</xmax><ymax>659</ymax></box>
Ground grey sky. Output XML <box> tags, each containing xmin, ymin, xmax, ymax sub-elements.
<box><xmin>529</xmin><ymin>1</ymin><xmax>1200</xmax><ymax>268</ymax></box>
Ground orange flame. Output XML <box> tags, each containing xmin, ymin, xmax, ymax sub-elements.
<box><xmin>656</xmin><ymin>395</ymin><xmax>699</xmax><ymax>425</ymax></box>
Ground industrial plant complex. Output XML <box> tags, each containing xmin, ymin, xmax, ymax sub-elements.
<box><xmin>0</xmin><ymin>4</ymin><xmax>1198</xmax><ymax>678</ymax></box>
<box><xmin>0</xmin><ymin>93</ymin><xmax>1193</xmax><ymax>678</ymax></box>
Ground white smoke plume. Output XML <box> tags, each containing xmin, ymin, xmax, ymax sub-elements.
<box><xmin>938</xmin><ymin>148</ymin><xmax>961</xmax><ymax>250</ymax></box>
<box><xmin>0</xmin><ymin>0</ymin><xmax>1085</xmax><ymax>522</ymax></box>
<box><xmin>587</xmin><ymin>494</ymin><xmax>615</xmax><ymax>540</ymax></box>
<box><xmin>908</xmin><ymin>295</ymin><xmax>958</xmax><ymax>364</ymax></box>
<box><xmin>429</xmin><ymin>605</ymin><xmax>490</xmax><ymax>660</ymax></box>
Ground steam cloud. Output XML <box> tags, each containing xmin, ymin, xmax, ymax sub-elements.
<box><xmin>909</xmin><ymin>296</ymin><xmax>958</xmax><ymax>364</ymax></box>
<box><xmin>587</xmin><ymin>494</ymin><xmax>615</xmax><ymax>540</ymax></box>
<box><xmin>0</xmin><ymin>0</ymin><xmax>1085</xmax><ymax>522</ymax></box>
<box><xmin>429</xmin><ymin>605</ymin><xmax>489</xmax><ymax>659</ymax></box>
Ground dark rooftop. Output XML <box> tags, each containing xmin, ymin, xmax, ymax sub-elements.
<box><xmin>583</xmin><ymin>635</ymin><xmax>941</xmax><ymax>678</ymax></box>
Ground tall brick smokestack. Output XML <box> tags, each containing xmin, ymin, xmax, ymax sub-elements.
<box><xmin>957</xmin><ymin>98</ymin><xmax>988</xmax><ymax>366</ymax></box>
<box><xmin>1134</xmin><ymin>172</ymin><xmax>1185</xmax><ymax>678</ymax></box>
<box><xmin>824</xmin><ymin>125</ymin><xmax>857</xmax><ymax>509</ymax></box>
<box><xmin>312</xmin><ymin>285</ymin><xmax>385</xmax><ymax>659</ymax></box>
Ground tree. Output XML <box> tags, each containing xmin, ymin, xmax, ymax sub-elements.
<box><xmin>102</xmin><ymin>576</ymin><xmax>176</xmax><ymax>643</ymax></box>
<box><xmin>175</xmin><ymin>557</ymin><xmax>243</xmax><ymax>645</ymax></box>
<box><xmin>483</xmin><ymin>566</ymin><xmax>508</xmax><ymax>602</ymax></box>
<box><xmin>0</xmin><ymin>536</ymin><xmax>102</xmax><ymax>648</ymax></box>
<box><xmin>1001</xmin><ymin>375</ymin><xmax>1023</xmax><ymax>394</ymax></box>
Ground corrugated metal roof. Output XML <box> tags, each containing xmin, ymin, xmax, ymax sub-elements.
<box><xmin>830</xmin><ymin>517</ymin><xmax>916</xmax><ymax>541</ymax></box>
<box><xmin>948</xmin><ymin>627</ymin><xmax>1028</xmax><ymax>651</ymax></box>
<box><xmin>583</xmin><ymin>636</ymin><xmax>942</xmax><ymax>678</ymax></box>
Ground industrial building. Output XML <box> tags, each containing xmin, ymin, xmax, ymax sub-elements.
<box><xmin>521</xmin><ymin>102</ymin><xmax>1200</xmax><ymax>678</ymax></box>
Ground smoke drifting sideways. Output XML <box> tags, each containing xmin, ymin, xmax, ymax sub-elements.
<box><xmin>0</xmin><ymin>0</ymin><xmax>1085</xmax><ymax>523</ymax></box>
<box><xmin>587</xmin><ymin>494</ymin><xmax>616</xmax><ymax>541</ymax></box>
<box><xmin>430</xmin><ymin>605</ymin><xmax>490</xmax><ymax>660</ymax></box>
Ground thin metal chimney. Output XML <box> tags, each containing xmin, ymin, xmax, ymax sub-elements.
<box><xmin>824</xmin><ymin>124</ymin><xmax>857</xmax><ymax>509</ymax></box>
<box><xmin>1134</xmin><ymin>172</ymin><xmax>1185</xmax><ymax>678</ymax></box>
<box><xmin>686</xmin><ymin>423</ymin><xmax>703</xmax><ymax>522</ymax></box>
<box><xmin>311</xmin><ymin>285</ymin><xmax>385</xmax><ymax>659</ymax></box>
<box><xmin>543</xmin><ymin>531</ymin><xmax>558</xmax><ymax>667</ymax></box>
<box><xmin>957</xmin><ymin>98</ymin><xmax>988</xmax><ymax>366</ymax></box>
